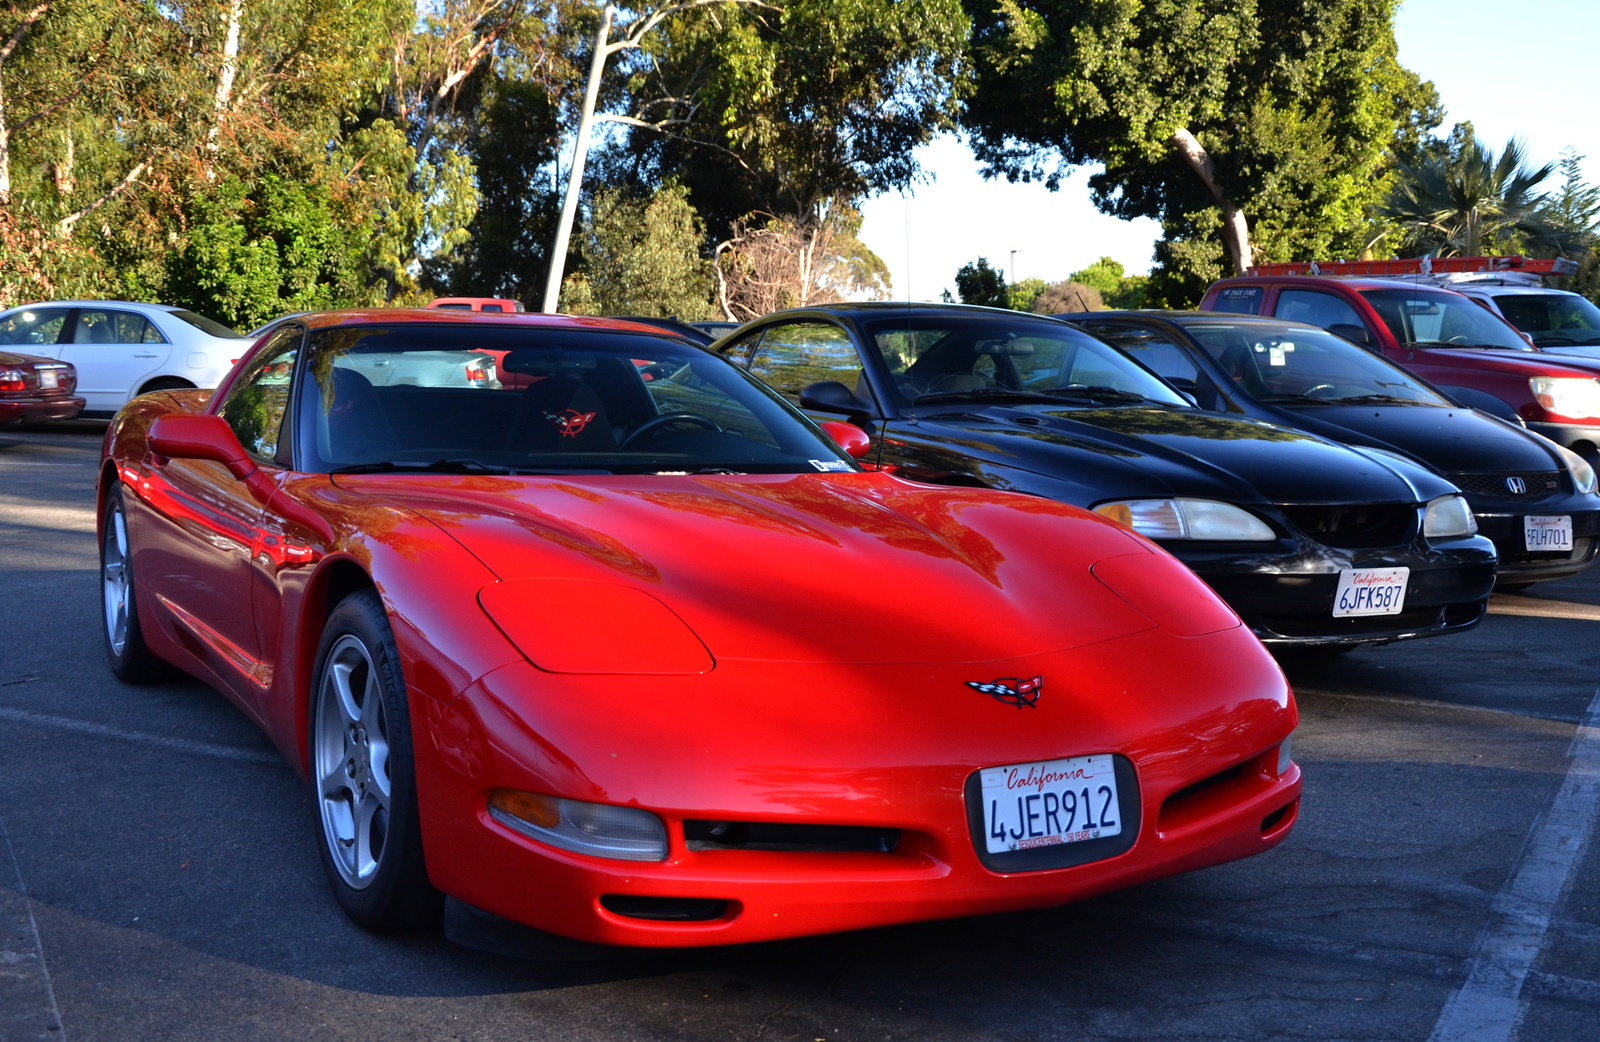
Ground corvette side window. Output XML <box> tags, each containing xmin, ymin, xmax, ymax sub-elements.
<box><xmin>220</xmin><ymin>326</ymin><xmax>301</xmax><ymax>463</ymax></box>
<box><xmin>746</xmin><ymin>322</ymin><xmax>863</xmax><ymax>403</ymax></box>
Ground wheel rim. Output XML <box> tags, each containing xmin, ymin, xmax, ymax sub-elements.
<box><xmin>102</xmin><ymin>505</ymin><xmax>130</xmax><ymax>656</ymax></box>
<box><xmin>314</xmin><ymin>635</ymin><xmax>393</xmax><ymax>890</ymax></box>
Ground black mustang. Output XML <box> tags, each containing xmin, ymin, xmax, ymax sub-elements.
<box><xmin>1060</xmin><ymin>311</ymin><xmax>1600</xmax><ymax>590</ymax></box>
<box><xmin>717</xmin><ymin>303</ymin><xmax>1497</xmax><ymax>649</ymax></box>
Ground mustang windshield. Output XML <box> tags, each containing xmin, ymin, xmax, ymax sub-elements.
<box><xmin>295</xmin><ymin>324</ymin><xmax>853</xmax><ymax>475</ymax></box>
<box><xmin>1181</xmin><ymin>321</ymin><xmax>1451</xmax><ymax>406</ymax></box>
<box><xmin>862</xmin><ymin>315</ymin><xmax>1189</xmax><ymax>409</ymax></box>
<box><xmin>1360</xmin><ymin>288</ymin><xmax>1531</xmax><ymax>351</ymax></box>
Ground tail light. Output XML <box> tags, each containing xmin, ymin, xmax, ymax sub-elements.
<box><xmin>0</xmin><ymin>369</ymin><xmax>27</xmax><ymax>395</ymax></box>
<box><xmin>464</xmin><ymin>355</ymin><xmax>496</xmax><ymax>385</ymax></box>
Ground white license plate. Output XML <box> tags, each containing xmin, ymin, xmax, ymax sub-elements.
<box><xmin>980</xmin><ymin>754</ymin><xmax>1121</xmax><ymax>854</ymax></box>
<box><xmin>1525</xmin><ymin>515</ymin><xmax>1573</xmax><ymax>552</ymax></box>
<box><xmin>1332</xmin><ymin>566</ymin><xmax>1409</xmax><ymax>617</ymax></box>
<box><xmin>37</xmin><ymin>369</ymin><xmax>57</xmax><ymax>389</ymax></box>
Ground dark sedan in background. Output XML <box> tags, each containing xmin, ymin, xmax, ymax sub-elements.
<box><xmin>1062</xmin><ymin>312</ymin><xmax>1600</xmax><ymax>590</ymax></box>
<box><xmin>717</xmin><ymin>303</ymin><xmax>1497</xmax><ymax>650</ymax></box>
<box><xmin>0</xmin><ymin>349</ymin><xmax>84</xmax><ymax>425</ymax></box>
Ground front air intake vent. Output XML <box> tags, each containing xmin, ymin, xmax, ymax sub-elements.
<box><xmin>682</xmin><ymin>820</ymin><xmax>900</xmax><ymax>853</ymax></box>
<box><xmin>1279</xmin><ymin>504</ymin><xmax>1415</xmax><ymax>548</ymax></box>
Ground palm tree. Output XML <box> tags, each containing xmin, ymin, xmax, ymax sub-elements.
<box><xmin>1379</xmin><ymin>136</ymin><xmax>1578</xmax><ymax>257</ymax></box>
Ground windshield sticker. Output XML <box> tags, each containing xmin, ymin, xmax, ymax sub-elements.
<box><xmin>809</xmin><ymin>459</ymin><xmax>853</xmax><ymax>472</ymax></box>
<box><xmin>545</xmin><ymin>409</ymin><xmax>596</xmax><ymax>438</ymax></box>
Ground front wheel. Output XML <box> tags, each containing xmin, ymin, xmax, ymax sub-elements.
<box><xmin>311</xmin><ymin>590</ymin><xmax>441</xmax><ymax>932</ymax></box>
<box><xmin>101</xmin><ymin>483</ymin><xmax>169</xmax><ymax>683</ymax></box>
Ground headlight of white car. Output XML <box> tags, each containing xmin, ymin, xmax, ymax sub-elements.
<box><xmin>1555</xmin><ymin>443</ymin><xmax>1599</xmax><ymax>494</ymax></box>
<box><xmin>1422</xmin><ymin>494</ymin><xmax>1477</xmax><ymax>538</ymax></box>
<box><xmin>1530</xmin><ymin>377</ymin><xmax>1600</xmax><ymax>420</ymax></box>
<box><xmin>1094</xmin><ymin>499</ymin><xmax>1277</xmax><ymax>541</ymax></box>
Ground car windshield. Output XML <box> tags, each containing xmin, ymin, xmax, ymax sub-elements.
<box><xmin>861</xmin><ymin>314</ymin><xmax>1189</xmax><ymax>409</ymax></box>
<box><xmin>295</xmin><ymin>324</ymin><xmax>853</xmax><ymax>475</ymax></box>
<box><xmin>1492</xmin><ymin>293</ymin><xmax>1600</xmax><ymax>346</ymax></box>
<box><xmin>168</xmin><ymin>309</ymin><xmax>245</xmax><ymax>338</ymax></box>
<box><xmin>1181</xmin><ymin>321</ymin><xmax>1451</xmax><ymax>406</ymax></box>
<box><xmin>1360</xmin><ymin>288</ymin><xmax>1530</xmax><ymax>351</ymax></box>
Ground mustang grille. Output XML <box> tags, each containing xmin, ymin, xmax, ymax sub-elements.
<box><xmin>1447</xmin><ymin>472</ymin><xmax>1563</xmax><ymax>497</ymax></box>
<box><xmin>1278</xmin><ymin>503</ymin><xmax>1415</xmax><ymax>548</ymax></box>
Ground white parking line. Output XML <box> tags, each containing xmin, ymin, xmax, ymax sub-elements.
<box><xmin>0</xmin><ymin>814</ymin><xmax>65</xmax><ymax>1041</ymax></box>
<box><xmin>0</xmin><ymin>707</ymin><xmax>286</xmax><ymax>767</ymax></box>
<box><xmin>1429</xmin><ymin>687</ymin><xmax>1600</xmax><ymax>1040</ymax></box>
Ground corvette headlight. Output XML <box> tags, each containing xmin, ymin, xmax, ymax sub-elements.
<box><xmin>1530</xmin><ymin>377</ymin><xmax>1600</xmax><ymax>420</ymax></box>
<box><xmin>489</xmin><ymin>789</ymin><xmax>668</xmax><ymax>862</ymax></box>
<box><xmin>1555</xmin><ymin>443</ymin><xmax>1599</xmax><ymax>495</ymax></box>
<box><xmin>1094</xmin><ymin>499</ymin><xmax>1276</xmax><ymax>541</ymax></box>
<box><xmin>1423</xmin><ymin>494</ymin><xmax>1477</xmax><ymax>538</ymax></box>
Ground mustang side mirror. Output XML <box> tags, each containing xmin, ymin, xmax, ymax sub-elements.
<box><xmin>148</xmin><ymin>414</ymin><xmax>257</xmax><ymax>482</ymax></box>
<box><xmin>818</xmin><ymin>420</ymin><xmax>872</xmax><ymax>459</ymax></box>
<box><xmin>800</xmin><ymin>380</ymin><xmax>876</xmax><ymax>420</ymax></box>
<box><xmin>1327</xmin><ymin>323</ymin><xmax>1372</xmax><ymax>347</ymax></box>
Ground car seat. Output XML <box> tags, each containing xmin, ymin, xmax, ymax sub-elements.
<box><xmin>325</xmin><ymin>367</ymin><xmax>399</xmax><ymax>462</ymax></box>
<box><xmin>505</xmin><ymin>374</ymin><xmax>617</xmax><ymax>452</ymax></box>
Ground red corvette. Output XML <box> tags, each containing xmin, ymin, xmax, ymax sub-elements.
<box><xmin>97</xmin><ymin>310</ymin><xmax>1300</xmax><ymax>947</ymax></box>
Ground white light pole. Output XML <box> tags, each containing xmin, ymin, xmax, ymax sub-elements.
<box><xmin>1009</xmin><ymin>249</ymin><xmax>1019</xmax><ymax>285</ymax></box>
<box><xmin>542</xmin><ymin>2</ymin><xmax>617</xmax><ymax>313</ymax></box>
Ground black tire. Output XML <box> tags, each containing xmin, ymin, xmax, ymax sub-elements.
<box><xmin>309</xmin><ymin>589</ymin><xmax>442</xmax><ymax>932</ymax></box>
<box><xmin>100</xmin><ymin>482</ymin><xmax>170</xmax><ymax>683</ymax></box>
<box><xmin>137</xmin><ymin>376</ymin><xmax>195</xmax><ymax>395</ymax></box>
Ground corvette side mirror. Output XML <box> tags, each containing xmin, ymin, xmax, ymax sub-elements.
<box><xmin>818</xmin><ymin>420</ymin><xmax>872</xmax><ymax>459</ymax></box>
<box><xmin>800</xmin><ymin>380</ymin><xmax>876</xmax><ymax>420</ymax></box>
<box><xmin>148</xmin><ymin>414</ymin><xmax>256</xmax><ymax>482</ymax></box>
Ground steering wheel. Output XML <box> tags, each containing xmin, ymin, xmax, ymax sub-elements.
<box><xmin>620</xmin><ymin>412</ymin><xmax>722</xmax><ymax>448</ymax></box>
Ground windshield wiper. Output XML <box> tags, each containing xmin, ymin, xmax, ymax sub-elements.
<box><xmin>331</xmin><ymin>458</ymin><xmax>611</xmax><ymax>476</ymax></box>
<box><xmin>914</xmin><ymin>386</ymin><xmax>1167</xmax><ymax>407</ymax></box>
<box><xmin>1326</xmin><ymin>393</ymin><xmax>1431</xmax><ymax>405</ymax></box>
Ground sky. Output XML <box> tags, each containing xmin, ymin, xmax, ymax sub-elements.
<box><xmin>856</xmin><ymin>0</ymin><xmax>1600</xmax><ymax>301</ymax></box>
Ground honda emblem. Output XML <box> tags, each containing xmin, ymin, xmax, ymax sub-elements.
<box><xmin>1505</xmin><ymin>476</ymin><xmax>1527</xmax><ymax>494</ymax></box>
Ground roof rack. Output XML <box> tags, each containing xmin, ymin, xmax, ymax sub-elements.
<box><xmin>1247</xmin><ymin>256</ymin><xmax>1579</xmax><ymax>278</ymax></box>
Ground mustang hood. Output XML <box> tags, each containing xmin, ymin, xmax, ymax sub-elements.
<box><xmin>335</xmin><ymin>471</ymin><xmax>1208</xmax><ymax>665</ymax></box>
<box><xmin>951</xmin><ymin>406</ymin><xmax>1429</xmax><ymax>505</ymax></box>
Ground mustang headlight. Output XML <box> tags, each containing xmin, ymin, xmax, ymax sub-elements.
<box><xmin>1555</xmin><ymin>443</ymin><xmax>1599</xmax><ymax>495</ymax></box>
<box><xmin>1094</xmin><ymin>499</ymin><xmax>1276</xmax><ymax>541</ymax></box>
<box><xmin>489</xmin><ymin>789</ymin><xmax>668</xmax><ymax>861</ymax></box>
<box><xmin>1423</xmin><ymin>494</ymin><xmax>1477</xmax><ymax>538</ymax></box>
<box><xmin>1530</xmin><ymin>376</ymin><xmax>1600</xmax><ymax>420</ymax></box>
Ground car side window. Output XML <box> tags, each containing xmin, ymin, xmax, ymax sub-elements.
<box><xmin>0</xmin><ymin>308</ymin><xmax>72</xmax><ymax>346</ymax></box>
<box><xmin>1274</xmin><ymin>290</ymin><xmax>1362</xmax><ymax>331</ymax></box>
<box><xmin>718</xmin><ymin>328</ymin><xmax>765</xmax><ymax>368</ymax></box>
<box><xmin>746</xmin><ymin>322</ymin><xmax>863</xmax><ymax>403</ymax></box>
<box><xmin>72</xmin><ymin>309</ymin><xmax>163</xmax><ymax>345</ymax></box>
<box><xmin>1211</xmin><ymin>287</ymin><xmax>1263</xmax><ymax>314</ymax></box>
<box><xmin>1080</xmin><ymin>324</ymin><xmax>1201</xmax><ymax>384</ymax></box>
<box><xmin>219</xmin><ymin>326</ymin><xmax>301</xmax><ymax>463</ymax></box>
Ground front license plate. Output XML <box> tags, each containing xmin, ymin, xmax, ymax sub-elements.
<box><xmin>1525</xmin><ymin>515</ymin><xmax>1573</xmax><ymax>552</ymax></box>
<box><xmin>37</xmin><ymin>369</ymin><xmax>57</xmax><ymax>389</ymax></box>
<box><xmin>980</xmin><ymin>754</ymin><xmax>1121</xmax><ymax>854</ymax></box>
<box><xmin>1332</xmin><ymin>567</ymin><xmax>1409</xmax><ymax>617</ymax></box>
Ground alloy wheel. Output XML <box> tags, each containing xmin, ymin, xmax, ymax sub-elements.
<box><xmin>102</xmin><ymin>505</ymin><xmax>130</xmax><ymax>656</ymax></box>
<box><xmin>314</xmin><ymin>635</ymin><xmax>393</xmax><ymax>890</ymax></box>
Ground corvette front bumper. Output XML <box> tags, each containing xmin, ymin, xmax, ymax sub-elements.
<box><xmin>409</xmin><ymin>623</ymin><xmax>1301</xmax><ymax>948</ymax></box>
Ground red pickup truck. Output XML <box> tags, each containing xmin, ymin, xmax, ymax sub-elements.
<box><xmin>1198</xmin><ymin>258</ymin><xmax>1600</xmax><ymax>463</ymax></box>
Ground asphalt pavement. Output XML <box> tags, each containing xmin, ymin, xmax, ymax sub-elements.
<box><xmin>4</xmin><ymin>421</ymin><xmax>1600</xmax><ymax>1042</ymax></box>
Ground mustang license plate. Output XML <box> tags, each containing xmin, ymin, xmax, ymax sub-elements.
<box><xmin>979</xmin><ymin>754</ymin><xmax>1121</xmax><ymax>854</ymax></box>
<box><xmin>37</xmin><ymin>368</ymin><xmax>57</xmax><ymax>389</ymax></box>
<box><xmin>1525</xmin><ymin>515</ymin><xmax>1573</xmax><ymax>552</ymax></box>
<box><xmin>1332</xmin><ymin>566</ymin><xmax>1409</xmax><ymax>617</ymax></box>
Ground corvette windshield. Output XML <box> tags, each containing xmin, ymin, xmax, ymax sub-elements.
<box><xmin>862</xmin><ymin>314</ymin><xmax>1189</xmax><ymax>409</ymax></box>
<box><xmin>1181</xmin><ymin>321</ymin><xmax>1450</xmax><ymax>406</ymax></box>
<box><xmin>295</xmin><ymin>324</ymin><xmax>853</xmax><ymax>475</ymax></box>
<box><xmin>1360</xmin><ymin>288</ymin><xmax>1530</xmax><ymax>351</ymax></box>
<box><xmin>1492</xmin><ymin>293</ymin><xmax>1600</xmax><ymax>346</ymax></box>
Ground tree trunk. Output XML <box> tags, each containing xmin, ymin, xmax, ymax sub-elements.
<box><xmin>205</xmin><ymin>0</ymin><xmax>244</xmax><ymax>173</ymax></box>
<box><xmin>1169</xmin><ymin>127</ymin><xmax>1253</xmax><ymax>275</ymax></box>
<box><xmin>0</xmin><ymin>3</ymin><xmax>54</xmax><ymax>204</ymax></box>
<box><xmin>541</xmin><ymin>2</ymin><xmax>616</xmax><ymax>313</ymax></box>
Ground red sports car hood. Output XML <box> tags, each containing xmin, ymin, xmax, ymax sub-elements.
<box><xmin>333</xmin><ymin>471</ymin><xmax>1201</xmax><ymax>665</ymax></box>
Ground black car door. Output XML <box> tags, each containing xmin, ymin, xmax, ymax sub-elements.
<box><xmin>740</xmin><ymin>318</ymin><xmax>891</xmax><ymax>464</ymax></box>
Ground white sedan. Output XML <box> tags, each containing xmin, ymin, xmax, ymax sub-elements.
<box><xmin>0</xmin><ymin>301</ymin><xmax>251</xmax><ymax>416</ymax></box>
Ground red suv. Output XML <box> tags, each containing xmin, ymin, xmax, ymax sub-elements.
<box><xmin>1199</xmin><ymin>265</ymin><xmax>1600</xmax><ymax>463</ymax></box>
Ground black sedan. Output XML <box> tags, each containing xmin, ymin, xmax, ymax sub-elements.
<box><xmin>717</xmin><ymin>303</ymin><xmax>1497</xmax><ymax>649</ymax></box>
<box><xmin>0</xmin><ymin>349</ymin><xmax>84</xmax><ymax>426</ymax></box>
<box><xmin>1061</xmin><ymin>311</ymin><xmax>1600</xmax><ymax>589</ymax></box>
